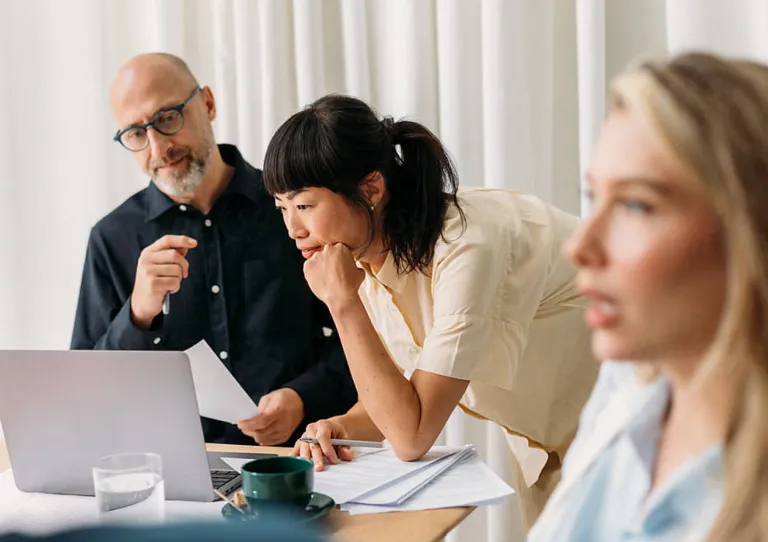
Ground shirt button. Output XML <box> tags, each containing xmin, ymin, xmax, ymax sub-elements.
<box><xmin>179</xmin><ymin>204</ymin><xmax>187</xmax><ymax>211</ymax></box>
<box><xmin>220</xmin><ymin>351</ymin><xmax>228</xmax><ymax>360</ymax></box>
<box><xmin>204</xmin><ymin>219</ymin><xmax>212</xmax><ymax>227</ymax></box>
<box><xmin>211</xmin><ymin>285</ymin><xmax>220</xmax><ymax>294</ymax></box>
<box><xmin>153</xmin><ymin>337</ymin><xmax>161</xmax><ymax>345</ymax></box>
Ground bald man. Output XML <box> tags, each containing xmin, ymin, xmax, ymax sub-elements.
<box><xmin>71</xmin><ymin>53</ymin><xmax>357</xmax><ymax>446</ymax></box>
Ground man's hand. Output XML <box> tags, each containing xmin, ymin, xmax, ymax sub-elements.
<box><xmin>131</xmin><ymin>235</ymin><xmax>197</xmax><ymax>328</ymax></box>
<box><xmin>237</xmin><ymin>388</ymin><xmax>305</xmax><ymax>445</ymax></box>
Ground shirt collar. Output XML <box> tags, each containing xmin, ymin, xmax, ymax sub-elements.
<box><xmin>360</xmin><ymin>251</ymin><xmax>408</xmax><ymax>293</ymax></box>
<box><xmin>144</xmin><ymin>182</ymin><xmax>177</xmax><ymax>222</ymax></box>
<box><xmin>625</xmin><ymin>375</ymin><xmax>671</xmax><ymax>466</ymax></box>
<box><xmin>639</xmin><ymin>444</ymin><xmax>724</xmax><ymax>537</ymax></box>
<box><xmin>144</xmin><ymin>143</ymin><xmax>263</xmax><ymax>222</ymax></box>
<box><xmin>620</xmin><ymin>376</ymin><xmax>725</xmax><ymax>537</ymax></box>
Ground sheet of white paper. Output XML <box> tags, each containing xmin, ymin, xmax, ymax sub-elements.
<box><xmin>0</xmin><ymin>470</ymin><xmax>224</xmax><ymax>536</ymax></box>
<box><xmin>222</xmin><ymin>446</ymin><xmax>465</xmax><ymax>504</ymax></box>
<box><xmin>186</xmin><ymin>340</ymin><xmax>259</xmax><ymax>424</ymax></box>
<box><xmin>349</xmin><ymin>445</ymin><xmax>475</xmax><ymax>506</ymax></box>
<box><xmin>220</xmin><ymin>456</ymin><xmax>257</xmax><ymax>471</ymax></box>
<box><xmin>342</xmin><ymin>453</ymin><xmax>515</xmax><ymax>515</ymax></box>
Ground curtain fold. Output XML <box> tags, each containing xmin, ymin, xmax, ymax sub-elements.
<box><xmin>666</xmin><ymin>0</ymin><xmax>768</xmax><ymax>61</ymax></box>
<box><xmin>576</xmin><ymin>0</ymin><xmax>605</xmax><ymax>216</ymax></box>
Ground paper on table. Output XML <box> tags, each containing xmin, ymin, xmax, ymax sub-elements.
<box><xmin>185</xmin><ymin>340</ymin><xmax>259</xmax><ymax>424</ymax></box>
<box><xmin>349</xmin><ymin>445</ymin><xmax>475</xmax><ymax>506</ymax></box>
<box><xmin>0</xmin><ymin>470</ymin><xmax>223</xmax><ymax>536</ymax></box>
<box><xmin>220</xmin><ymin>456</ymin><xmax>256</xmax><ymax>471</ymax></box>
<box><xmin>342</xmin><ymin>452</ymin><xmax>515</xmax><ymax>515</ymax></box>
<box><xmin>222</xmin><ymin>446</ymin><xmax>466</xmax><ymax>504</ymax></box>
<box><xmin>317</xmin><ymin>446</ymin><xmax>468</xmax><ymax>504</ymax></box>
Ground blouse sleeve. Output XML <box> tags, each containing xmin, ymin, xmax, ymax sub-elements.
<box><xmin>416</xmin><ymin>212</ymin><xmax>551</xmax><ymax>390</ymax></box>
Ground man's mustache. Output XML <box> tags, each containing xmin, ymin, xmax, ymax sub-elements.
<box><xmin>151</xmin><ymin>148</ymin><xmax>190</xmax><ymax>171</ymax></box>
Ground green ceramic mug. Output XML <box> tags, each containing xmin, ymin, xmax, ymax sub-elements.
<box><xmin>241</xmin><ymin>456</ymin><xmax>314</xmax><ymax>509</ymax></box>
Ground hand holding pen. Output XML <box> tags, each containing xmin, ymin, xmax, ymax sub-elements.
<box><xmin>129</xmin><ymin>234</ymin><xmax>197</xmax><ymax>328</ymax></box>
<box><xmin>292</xmin><ymin>418</ymin><xmax>381</xmax><ymax>471</ymax></box>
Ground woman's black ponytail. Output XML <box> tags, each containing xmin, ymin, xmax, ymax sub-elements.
<box><xmin>380</xmin><ymin>117</ymin><xmax>463</xmax><ymax>273</ymax></box>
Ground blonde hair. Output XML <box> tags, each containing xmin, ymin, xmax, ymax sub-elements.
<box><xmin>610</xmin><ymin>52</ymin><xmax>768</xmax><ymax>540</ymax></box>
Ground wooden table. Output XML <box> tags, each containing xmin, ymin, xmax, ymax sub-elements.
<box><xmin>0</xmin><ymin>440</ymin><xmax>473</xmax><ymax>542</ymax></box>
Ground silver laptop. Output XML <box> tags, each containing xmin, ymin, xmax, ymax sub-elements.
<box><xmin>0</xmin><ymin>350</ymin><xmax>271</xmax><ymax>501</ymax></box>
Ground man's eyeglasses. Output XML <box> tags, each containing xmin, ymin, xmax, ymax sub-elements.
<box><xmin>113</xmin><ymin>87</ymin><xmax>201</xmax><ymax>152</ymax></box>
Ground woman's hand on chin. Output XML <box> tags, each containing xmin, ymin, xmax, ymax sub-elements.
<box><xmin>303</xmin><ymin>243</ymin><xmax>365</xmax><ymax>310</ymax></box>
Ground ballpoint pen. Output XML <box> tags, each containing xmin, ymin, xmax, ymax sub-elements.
<box><xmin>162</xmin><ymin>292</ymin><xmax>170</xmax><ymax>315</ymax></box>
<box><xmin>298</xmin><ymin>437</ymin><xmax>385</xmax><ymax>448</ymax></box>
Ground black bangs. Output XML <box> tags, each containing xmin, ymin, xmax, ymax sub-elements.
<box><xmin>263</xmin><ymin>102</ymin><xmax>377</xmax><ymax>197</ymax></box>
<box><xmin>263</xmin><ymin>110</ymin><xmax>334</xmax><ymax>196</ymax></box>
<box><xmin>263</xmin><ymin>95</ymin><xmax>389</xmax><ymax>199</ymax></box>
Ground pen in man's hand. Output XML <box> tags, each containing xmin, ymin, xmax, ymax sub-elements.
<box><xmin>162</xmin><ymin>292</ymin><xmax>170</xmax><ymax>315</ymax></box>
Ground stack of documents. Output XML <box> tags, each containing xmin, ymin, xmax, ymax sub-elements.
<box><xmin>341</xmin><ymin>448</ymin><xmax>514</xmax><ymax>515</ymax></box>
<box><xmin>222</xmin><ymin>444</ymin><xmax>514</xmax><ymax>515</ymax></box>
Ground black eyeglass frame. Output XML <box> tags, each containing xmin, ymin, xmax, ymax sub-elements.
<box><xmin>113</xmin><ymin>86</ymin><xmax>202</xmax><ymax>152</ymax></box>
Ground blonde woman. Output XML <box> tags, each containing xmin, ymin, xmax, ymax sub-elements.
<box><xmin>529</xmin><ymin>52</ymin><xmax>768</xmax><ymax>541</ymax></box>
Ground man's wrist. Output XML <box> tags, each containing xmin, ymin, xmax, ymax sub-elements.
<box><xmin>129</xmin><ymin>295</ymin><xmax>156</xmax><ymax>329</ymax></box>
<box><xmin>130</xmin><ymin>311</ymin><xmax>153</xmax><ymax>330</ymax></box>
<box><xmin>282</xmin><ymin>387</ymin><xmax>305</xmax><ymax>418</ymax></box>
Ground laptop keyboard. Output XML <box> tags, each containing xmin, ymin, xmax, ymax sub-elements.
<box><xmin>210</xmin><ymin>469</ymin><xmax>242</xmax><ymax>499</ymax></box>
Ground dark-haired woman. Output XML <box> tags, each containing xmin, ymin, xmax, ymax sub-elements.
<box><xmin>262</xmin><ymin>94</ymin><xmax>598</xmax><ymax>527</ymax></box>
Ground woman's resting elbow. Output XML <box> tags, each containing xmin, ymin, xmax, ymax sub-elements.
<box><xmin>390</xmin><ymin>442</ymin><xmax>430</xmax><ymax>462</ymax></box>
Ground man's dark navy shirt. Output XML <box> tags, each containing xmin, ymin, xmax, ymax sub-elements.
<box><xmin>71</xmin><ymin>144</ymin><xmax>357</xmax><ymax>444</ymax></box>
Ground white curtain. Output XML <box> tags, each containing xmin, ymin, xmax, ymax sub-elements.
<box><xmin>2</xmin><ymin>1</ymin><xmax>768</xmax><ymax>540</ymax></box>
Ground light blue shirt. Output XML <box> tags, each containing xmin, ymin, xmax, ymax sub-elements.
<box><xmin>528</xmin><ymin>362</ymin><xmax>724</xmax><ymax>541</ymax></box>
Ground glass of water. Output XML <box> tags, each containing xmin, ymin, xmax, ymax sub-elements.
<box><xmin>93</xmin><ymin>452</ymin><xmax>165</xmax><ymax>523</ymax></box>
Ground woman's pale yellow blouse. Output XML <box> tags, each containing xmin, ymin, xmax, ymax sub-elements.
<box><xmin>358</xmin><ymin>189</ymin><xmax>598</xmax><ymax>487</ymax></box>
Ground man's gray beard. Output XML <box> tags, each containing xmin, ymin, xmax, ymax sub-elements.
<box><xmin>153</xmin><ymin>140</ymin><xmax>214</xmax><ymax>197</ymax></box>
